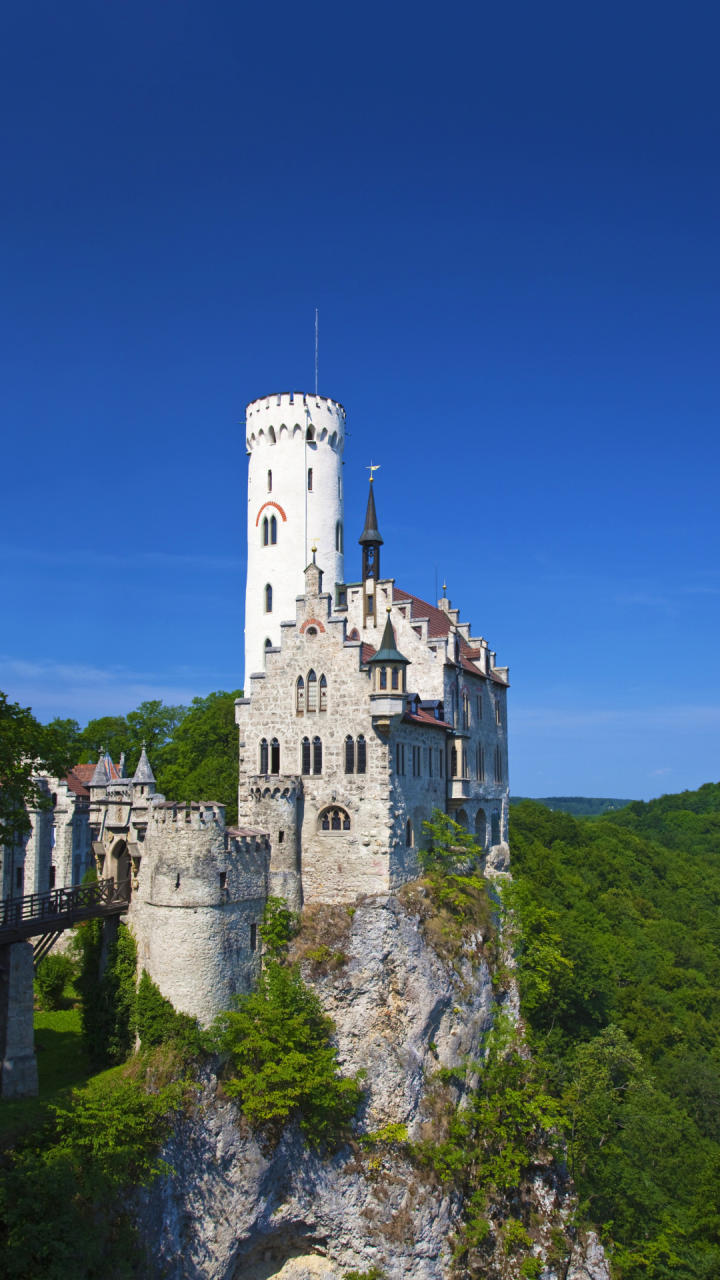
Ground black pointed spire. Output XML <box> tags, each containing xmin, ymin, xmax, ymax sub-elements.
<box><xmin>359</xmin><ymin>480</ymin><xmax>383</xmax><ymax>546</ymax></box>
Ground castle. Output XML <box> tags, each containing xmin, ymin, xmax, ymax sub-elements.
<box><xmin>23</xmin><ymin>391</ymin><xmax>511</xmax><ymax>1027</ymax></box>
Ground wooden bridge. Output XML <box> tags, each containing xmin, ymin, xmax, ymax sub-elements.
<box><xmin>0</xmin><ymin>878</ymin><xmax>130</xmax><ymax>965</ymax></box>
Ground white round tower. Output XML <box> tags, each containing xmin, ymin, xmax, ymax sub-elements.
<box><xmin>244</xmin><ymin>391</ymin><xmax>345</xmax><ymax>681</ymax></box>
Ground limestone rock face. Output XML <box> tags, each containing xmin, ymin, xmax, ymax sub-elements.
<box><xmin>136</xmin><ymin>895</ymin><xmax>608</xmax><ymax>1280</ymax></box>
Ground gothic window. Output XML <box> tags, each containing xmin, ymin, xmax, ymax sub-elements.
<box><xmin>296</xmin><ymin>676</ymin><xmax>305</xmax><ymax>713</ymax></box>
<box><xmin>345</xmin><ymin>735</ymin><xmax>354</xmax><ymax>774</ymax></box>
<box><xmin>312</xmin><ymin>736</ymin><xmax>322</xmax><ymax>774</ymax></box>
<box><xmin>319</xmin><ymin>674</ymin><xmax>327</xmax><ymax>712</ymax></box>
<box><xmin>307</xmin><ymin>669</ymin><xmax>317</xmax><ymax>711</ymax></box>
<box><xmin>267</xmin><ymin>469</ymin><xmax>272</xmax><ymax>492</ymax></box>
<box><xmin>462</xmin><ymin>691</ymin><xmax>470</xmax><ymax>729</ymax></box>
<box><xmin>265</xmin><ymin>637</ymin><xmax>272</xmax><ymax>651</ymax></box>
<box><xmin>406</xmin><ymin>819</ymin><xmax>413</xmax><ymax>847</ymax></box>
<box><xmin>357</xmin><ymin>735</ymin><xmax>366</xmax><ymax>774</ymax></box>
<box><xmin>319</xmin><ymin>805</ymin><xmax>351</xmax><ymax>833</ymax></box>
<box><xmin>270</xmin><ymin>515</ymin><xmax>277</xmax><ymax>545</ymax></box>
<box><xmin>379</xmin><ymin>667</ymin><xmax>387</xmax><ymax>690</ymax></box>
<box><xmin>265</xmin><ymin>583</ymin><xmax>273</xmax><ymax>612</ymax></box>
<box><xmin>477</xmin><ymin>744</ymin><xmax>485</xmax><ymax>781</ymax></box>
<box><xmin>259</xmin><ymin>738</ymin><xmax>268</xmax><ymax>773</ymax></box>
<box><xmin>391</xmin><ymin>668</ymin><xmax>399</xmax><ymax>690</ymax></box>
<box><xmin>335</xmin><ymin>521</ymin><xmax>343</xmax><ymax>553</ymax></box>
<box><xmin>262</xmin><ymin>517</ymin><xmax>269</xmax><ymax>546</ymax></box>
<box><xmin>270</xmin><ymin>738</ymin><xmax>280</xmax><ymax>774</ymax></box>
<box><xmin>301</xmin><ymin>737</ymin><xmax>311</xmax><ymax>775</ymax></box>
<box><xmin>307</xmin><ymin>467</ymin><xmax>313</xmax><ymax>490</ymax></box>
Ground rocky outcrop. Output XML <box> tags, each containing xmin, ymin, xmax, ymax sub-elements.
<box><xmin>136</xmin><ymin>894</ymin><xmax>609</xmax><ymax>1280</ymax></box>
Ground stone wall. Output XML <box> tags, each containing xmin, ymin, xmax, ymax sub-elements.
<box><xmin>127</xmin><ymin>805</ymin><xmax>270</xmax><ymax>1025</ymax></box>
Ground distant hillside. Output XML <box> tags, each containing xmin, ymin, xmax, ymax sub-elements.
<box><xmin>509</xmin><ymin>795</ymin><xmax>634</xmax><ymax>816</ymax></box>
<box><xmin>508</xmin><ymin>781</ymin><xmax>720</xmax><ymax>1278</ymax></box>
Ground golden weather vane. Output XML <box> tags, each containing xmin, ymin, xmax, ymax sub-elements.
<box><xmin>367</xmin><ymin>461</ymin><xmax>381</xmax><ymax>482</ymax></box>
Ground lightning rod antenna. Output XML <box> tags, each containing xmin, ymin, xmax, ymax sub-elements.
<box><xmin>314</xmin><ymin>308</ymin><xmax>319</xmax><ymax>395</ymax></box>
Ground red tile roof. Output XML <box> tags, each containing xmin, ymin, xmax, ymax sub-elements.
<box><xmin>70</xmin><ymin>763</ymin><xmax>96</xmax><ymax>784</ymax></box>
<box><xmin>65</xmin><ymin>767</ymin><xmax>90</xmax><ymax>798</ymax></box>
<box><xmin>392</xmin><ymin>585</ymin><xmax>508</xmax><ymax>685</ymax></box>
<box><xmin>360</xmin><ymin>642</ymin><xmax>376</xmax><ymax>664</ymax></box>
<box><xmin>402</xmin><ymin>709</ymin><xmax>452</xmax><ymax>731</ymax></box>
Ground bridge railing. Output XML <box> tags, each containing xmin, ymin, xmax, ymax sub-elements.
<box><xmin>0</xmin><ymin>878</ymin><xmax>130</xmax><ymax>932</ymax></box>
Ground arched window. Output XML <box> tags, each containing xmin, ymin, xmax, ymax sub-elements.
<box><xmin>267</xmin><ymin>469</ymin><xmax>272</xmax><ymax>492</ymax></box>
<box><xmin>319</xmin><ymin>674</ymin><xmax>327</xmax><ymax>712</ymax></box>
<box><xmin>307</xmin><ymin>669</ymin><xmax>317</xmax><ymax>711</ymax></box>
<box><xmin>345</xmin><ymin>735</ymin><xmax>354</xmax><ymax>774</ymax></box>
<box><xmin>262</xmin><ymin>517</ymin><xmax>269</xmax><ymax>546</ymax></box>
<box><xmin>296</xmin><ymin>676</ymin><xmax>305</xmax><ymax>714</ymax></box>
<box><xmin>379</xmin><ymin>667</ymin><xmax>387</xmax><ymax>690</ymax></box>
<box><xmin>259</xmin><ymin>739</ymin><xmax>268</xmax><ymax>773</ymax></box>
<box><xmin>335</xmin><ymin>521</ymin><xmax>343</xmax><ymax>553</ymax></box>
<box><xmin>491</xmin><ymin>812</ymin><xmax>501</xmax><ymax>845</ymax></box>
<box><xmin>312</xmin><ymin>736</ymin><xmax>322</xmax><ymax>774</ymax></box>
<box><xmin>270</xmin><ymin>738</ymin><xmax>280</xmax><ymax>774</ymax></box>
<box><xmin>406</xmin><ymin>818</ymin><xmax>413</xmax><ymax>847</ymax></box>
<box><xmin>265</xmin><ymin>583</ymin><xmax>273</xmax><ymax>612</ymax></box>
<box><xmin>270</xmin><ymin>515</ymin><xmax>277</xmax><ymax>544</ymax></box>
<box><xmin>306</xmin><ymin>425</ymin><xmax>315</xmax><ymax>441</ymax></box>
<box><xmin>357</xmin><ymin>735</ymin><xmax>366</xmax><ymax>774</ymax></box>
<box><xmin>307</xmin><ymin>467</ymin><xmax>313</xmax><ymax>490</ymax></box>
<box><xmin>319</xmin><ymin>806</ymin><xmax>350</xmax><ymax>832</ymax></box>
<box><xmin>301</xmin><ymin>737</ymin><xmax>311</xmax><ymax>775</ymax></box>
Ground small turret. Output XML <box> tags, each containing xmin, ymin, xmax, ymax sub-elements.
<box><xmin>132</xmin><ymin>745</ymin><xmax>156</xmax><ymax>798</ymax></box>
<box><xmin>368</xmin><ymin>608</ymin><xmax>409</xmax><ymax>731</ymax></box>
<box><xmin>359</xmin><ymin>476</ymin><xmax>383</xmax><ymax>626</ymax></box>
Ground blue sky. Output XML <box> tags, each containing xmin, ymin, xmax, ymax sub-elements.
<box><xmin>2</xmin><ymin>1</ymin><xmax>719</xmax><ymax>799</ymax></box>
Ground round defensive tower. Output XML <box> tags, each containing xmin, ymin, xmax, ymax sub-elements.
<box><xmin>244</xmin><ymin>391</ymin><xmax>345</xmax><ymax>680</ymax></box>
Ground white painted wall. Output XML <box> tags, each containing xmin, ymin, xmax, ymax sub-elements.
<box><xmin>244</xmin><ymin>392</ymin><xmax>345</xmax><ymax>683</ymax></box>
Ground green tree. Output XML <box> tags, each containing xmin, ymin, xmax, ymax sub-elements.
<box><xmin>0</xmin><ymin>692</ymin><xmax>75</xmax><ymax>845</ymax></box>
<box><xmin>419</xmin><ymin>808</ymin><xmax>483</xmax><ymax>872</ymax></box>
<box><xmin>125</xmin><ymin>699</ymin><xmax>187</xmax><ymax>773</ymax></box>
<box><xmin>215</xmin><ymin>960</ymin><xmax>363</xmax><ymax>1146</ymax></box>
<box><xmin>157</xmin><ymin>690</ymin><xmax>242</xmax><ymax>822</ymax></box>
<box><xmin>76</xmin><ymin>714</ymin><xmax>130</xmax><ymax>764</ymax></box>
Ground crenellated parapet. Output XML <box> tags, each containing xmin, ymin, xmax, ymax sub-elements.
<box><xmin>245</xmin><ymin>392</ymin><xmax>345</xmax><ymax>451</ymax></box>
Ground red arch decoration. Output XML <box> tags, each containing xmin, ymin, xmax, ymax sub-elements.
<box><xmin>300</xmin><ymin>617</ymin><xmax>326</xmax><ymax>634</ymax></box>
<box><xmin>255</xmin><ymin>501</ymin><xmax>287</xmax><ymax>526</ymax></box>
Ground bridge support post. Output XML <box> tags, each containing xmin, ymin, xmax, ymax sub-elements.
<box><xmin>0</xmin><ymin>942</ymin><xmax>39</xmax><ymax>1098</ymax></box>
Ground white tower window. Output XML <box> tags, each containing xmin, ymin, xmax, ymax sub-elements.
<box><xmin>267</xmin><ymin>470</ymin><xmax>272</xmax><ymax>492</ymax></box>
<box><xmin>265</xmin><ymin>584</ymin><xmax>273</xmax><ymax>612</ymax></box>
<box><xmin>307</xmin><ymin>468</ymin><xmax>313</xmax><ymax>491</ymax></box>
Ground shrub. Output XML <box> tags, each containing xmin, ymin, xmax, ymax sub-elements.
<box><xmin>35</xmin><ymin>954</ymin><xmax>74</xmax><ymax>1011</ymax></box>
<box><xmin>133</xmin><ymin>970</ymin><xmax>202</xmax><ymax>1057</ymax></box>
<box><xmin>73</xmin><ymin>921</ymin><xmax>137</xmax><ymax>1067</ymax></box>
<box><xmin>215</xmin><ymin>959</ymin><xmax>363</xmax><ymax>1147</ymax></box>
<box><xmin>259</xmin><ymin>896</ymin><xmax>300</xmax><ymax>958</ymax></box>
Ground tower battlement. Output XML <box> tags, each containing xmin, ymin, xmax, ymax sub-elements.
<box><xmin>246</xmin><ymin>392</ymin><xmax>345</xmax><ymax>451</ymax></box>
<box><xmin>149</xmin><ymin>800</ymin><xmax>226</xmax><ymax>830</ymax></box>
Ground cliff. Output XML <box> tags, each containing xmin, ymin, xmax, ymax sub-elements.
<box><xmin>137</xmin><ymin>893</ymin><xmax>609</xmax><ymax>1280</ymax></box>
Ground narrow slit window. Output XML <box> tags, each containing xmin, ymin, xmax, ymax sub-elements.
<box><xmin>267</xmin><ymin>469</ymin><xmax>272</xmax><ymax>492</ymax></box>
<box><xmin>307</xmin><ymin>467</ymin><xmax>313</xmax><ymax>491</ymax></box>
<box><xmin>265</xmin><ymin>583</ymin><xmax>273</xmax><ymax>612</ymax></box>
<box><xmin>345</xmin><ymin>735</ymin><xmax>354</xmax><ymax>774</ymax></box>
<box><xmin>301</xmin><ymin>737</ymin><xmax>311</xmax><ymax>775</ymax></box>
<box><xmin>270</xmin><ymin>515</ymin><xmax>277</xmax><ymax>544</ymax></box>
<box><xmin>319</xmin><ymin>674</ymin><xmax>327</xmax><ymax>712</ymax></box>
<box><xmin>262</xmin><ymin>517</ymin><xmax>269</xmax><ymax>546</ymax></box>
<box><xmin>313</xmin><ymin>736</ymin><xmax>322</xmax><ymax>774</ymax></box>
<box><xmin>357</xmin><ymin>735</ymin><xmax>366</xmax><ymax>774</ymax></box>
<box><xmin>270</xmin><ymin>737</ymin><xmax>280</xmax><ymax>774</ymax></box>
<box><xmin>296</xmin><ymin>676</ymin><xmax>305</xmax><ymax>713</ymax></box>
<box><xmin>259</xmin><ymin>738</ymin><xmax>268</xmax><ymax>773</ymax></box>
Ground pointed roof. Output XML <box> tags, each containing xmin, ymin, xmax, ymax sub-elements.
<box><xmin>368</xmin><ymin>610</ymin><xmax>408</xmax><ymax>665</ymax></box>
<box><xmin>358</xmin><ymin>480</ymin><xmax>383</xmax><ymax>546</ymax></box>
<box><xmin>132</xmin><ymin>745</ymin><xmax>156</xmax><ymax>785</ymax></box>
<box><xmin>90</xmin><ymin>751</ymin><xmax>120</xmax><ymax>787</ymax></box>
